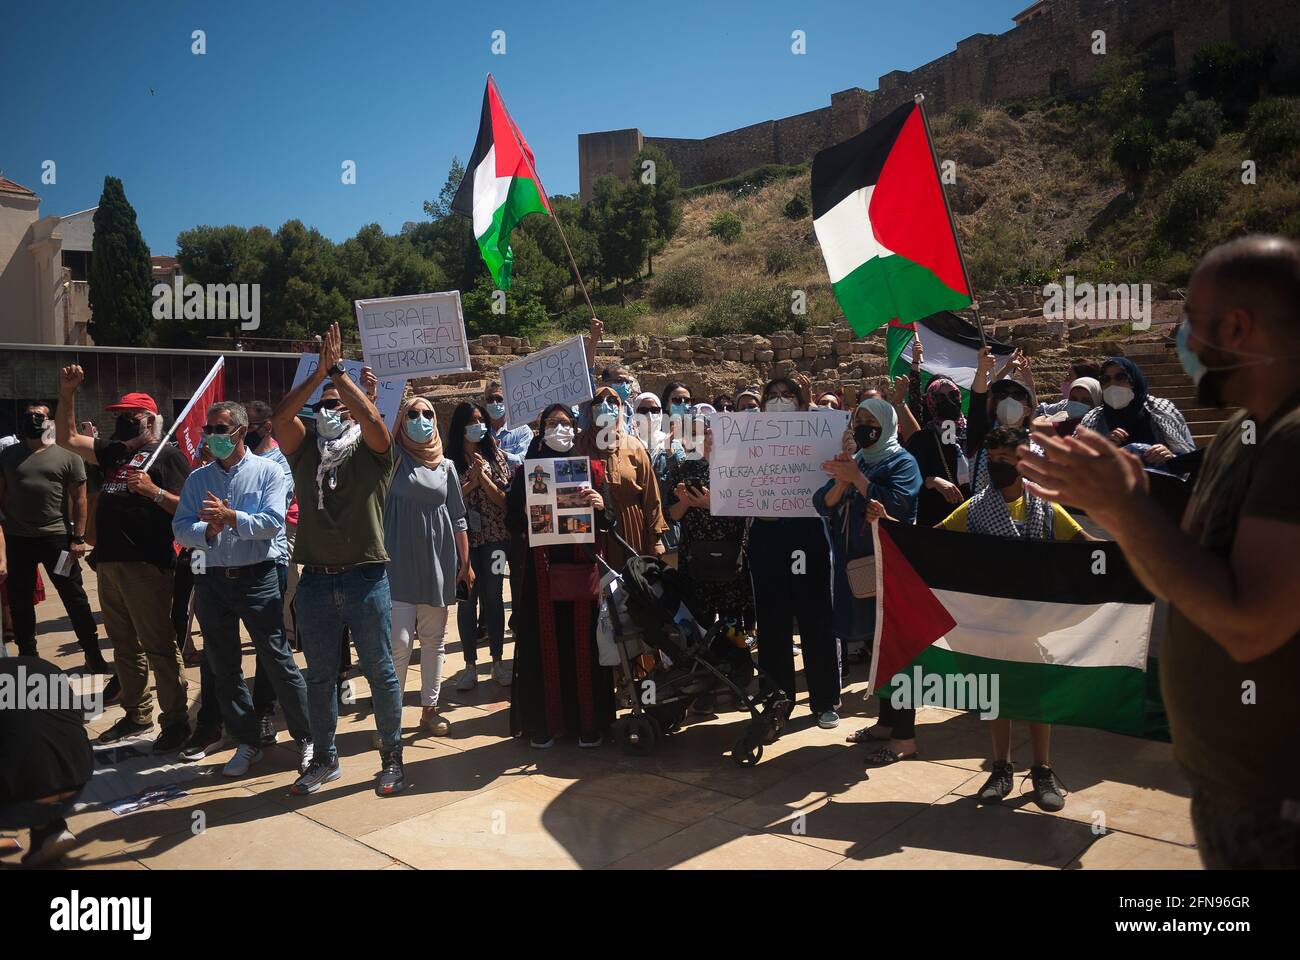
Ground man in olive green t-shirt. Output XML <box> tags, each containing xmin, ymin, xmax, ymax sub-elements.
<box><xmin>1019</xmin><ymin>235</ymin><xmax>1300</xmax><ymax>869</ymax></box>
<box><xmin>0</xmin><ymin>401</ymin><xmax>107</xmax><ymax>670</ymax></box>
<box><xmin>273</xmin><ymin>323</ymin><xmax>406</xmax><ymax>800</ymax></box>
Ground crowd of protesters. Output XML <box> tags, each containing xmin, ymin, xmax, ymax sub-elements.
<box><xmin>1</xmin><ymin>236</ymin><xmax>1297</xmax><ymax>869</ymax></box>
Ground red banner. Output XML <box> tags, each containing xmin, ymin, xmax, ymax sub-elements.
<box><xmin>153</xmin><ymin>356</ymin><xmax>224</xmax><ymax>468</ymax></box>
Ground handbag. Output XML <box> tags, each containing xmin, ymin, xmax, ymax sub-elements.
<box><xmin>684</xmin><ymin>539</ymin><xmax>743</xmax><ymax>583</ymax></box>
<box><xmin>548</xmin><ymin>561</ymin><xmax>601</xmax><ymax>601</ymax></box>
<box><xmin>842</xmin><ymin>496</ymin><xmax>876</xmax><ymax>599</ymax></box>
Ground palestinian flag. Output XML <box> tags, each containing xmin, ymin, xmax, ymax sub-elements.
<box><xmin>869</xmin><ymin>521</ymin><xmax>1167</xmax><ymax>740</ymax></box>
<box><xmin>451</xmin><ymin>75</ymin><xmax>551</xmax><ymax>289</ymax></box>
<box><xmin>889</xmin><ymin>311</ymin><xmax>1015</xmax><ymax>413</ymax></box>
<box><xmin>812</xmin><ymin>101</ymin><xmax>973</xmax><ymax>338</ymax></box>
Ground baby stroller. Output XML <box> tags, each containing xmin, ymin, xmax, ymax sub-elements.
<box><xmin>593</xmin><ymin>530</ymin><xmax>791</xmax><ymax>766</ymax></box>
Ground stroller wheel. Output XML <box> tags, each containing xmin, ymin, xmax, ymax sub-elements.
<box><xmin>732</xmin><ymin>728</ymin><xmax>764</xmax><ymax>766</ymax></box>
<box><xmin>621</xmin><ymin>715</ymin><xmax>659</xmax><ymax>755</ymax></box>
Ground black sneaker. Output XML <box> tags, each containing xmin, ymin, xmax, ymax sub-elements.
<box><xmin>152</xmin><ymin>723</ymin><xmax>190</xmax><ymax>754</ymax></box>
<box><xmin>977</xmin><ymin>760</ymin><xmax>1015</xmax><ymax>805</ymax></box>
<box><xmin>258</xmin><ymin>714</ymin><xmax>277</xmax><ymax>746</ymax></box>
<box><xmin>376</xmin><ymin>749</ymin><xmax>406</xmax><ymax>796</ymax></box>
<box><xmin>83</xmin><ymin>649</ymin><xmax>113</xmax><ymax>675</ymax></box>
<box><xmin>291</xmin><ymin>756</ymin><xmax>341</xmax><ymax>795</ymax></box>
<box><xmin>96</xmin><ymin>716</ymin><xmax>154</xmax><ymax>744</ymax></box>
<box><xmin>1029</xmin><ymin>763</ymin><xmax>1067</xmax><ymax>812</ymax></box>
<box><xmin>179</xmin><ymin>726</ymin><xmax>224</xmax><ymax>762</ymax></box>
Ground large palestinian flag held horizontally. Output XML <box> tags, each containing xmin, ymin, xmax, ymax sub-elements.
<box><xmin>868</xmin><ymin>521</ymin><xmax>1168</xmax><ymax>740</ymax></box>
<box><xmin>812</xmin><ymin>101</ymin><xmax>973</xmax><ymax>338</ymax></box>
<box><xmin>451</xmin><ymin>75</ymin><xmax>551</xmax><ymax>289</ymax></box>
<box><xmin>889</xmin><ymin>311</ymin><xmax>1015</xmax><ymax>413</ymax></box>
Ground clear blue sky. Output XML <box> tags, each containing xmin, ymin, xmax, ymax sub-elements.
<box><xmin>3</xmin><ymin>0</ymin><xmax>1027</xmax><ymax>255</ymax></box>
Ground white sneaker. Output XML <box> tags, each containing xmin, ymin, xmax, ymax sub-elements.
<box><xmin>493</xmin><ymin>660</ymin><xmax>512</xmax><ymax>687</ymax></box>
<box><xmin>455</xmin><ymin>666</ymin><xmax>478</xmax><ymax>692</ymax></box>
<box><xmin>297</xmin><ymin>737</ymin><xmax>314</xmax><ymax>775</ymax></box>
<box><xmin>222</xmin><ymin>744</ymin><xmax>262</xmax><ymax>778</ymax></box>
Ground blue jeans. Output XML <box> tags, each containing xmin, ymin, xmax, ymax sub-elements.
<box><xmin>457</xmin><ymin>540</ymin><xmax>508</xmax><ymax>664</ymax></box>
<box><xmin>193</xmin><ymin>562</ymin><xmax>311</xmax><ymax>747</ymax></box>
<box><xmin>295</xmin><ymin>565</ymin><xmax>402</xmax><ymax>761</ymax></box>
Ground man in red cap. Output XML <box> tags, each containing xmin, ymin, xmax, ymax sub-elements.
<box><xmin>54</xmin><ymin>366</ymin><xmax>193</xmax><ymax>753</ymax></box>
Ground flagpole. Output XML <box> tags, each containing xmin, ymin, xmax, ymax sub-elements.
<box><xmin>489</xmin><ymin>74</ymin><xmax>599</xmax><ymax>322</ymax></box>
<box><xmin>914</xmin><ymin>93</ymin><xmax>987</xmax><ymax>347</ymax></box>
<box><xmin>142</xmin><ymin>355</ymin><xmax>224</xmax><ymax>471</ymax></box>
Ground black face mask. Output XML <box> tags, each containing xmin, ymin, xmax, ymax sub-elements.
<box><xmin>987</xmin><ymin>460</ymin><xmax>1020</xmax><ymax>489</ymax></box>
<box><xmin>114</xmin><ymin>415</ymin><xmax>142</xmax><ymax>440</ymax></box>
<box><xmin>23</xmin><ymin>414</ymin><xmax>47</xmax><ymax>439</ymax></box>
<box><xmin>935</xmin><ymin>397</ymin><xmax>961</xmax><ymax>420</ymax></box>
<box><xmin>854</xmin><ymin>424</ymin><xmax>882</xmax><ymax>450</ymax></box>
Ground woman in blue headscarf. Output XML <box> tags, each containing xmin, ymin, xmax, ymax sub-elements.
<box><xmin>815</xmin><ymin>396</ymin><xmax>922</xmax><ymax>763</ymax></box>
<box><xmin>1077</xmin><ymin>357</ymin><xmax>1194</xmax><ymax>464</ymax></box>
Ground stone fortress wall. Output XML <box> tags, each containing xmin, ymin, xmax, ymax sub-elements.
<box><xmin>578</xmin><ymin>0</ymin><xmax>1300</xmax><ymax>200</ymax></box>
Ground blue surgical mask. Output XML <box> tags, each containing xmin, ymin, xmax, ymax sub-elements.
<box><xmin>612</xmin><ymin>382</ymin><xmax>632</xmax><ymax>402</ymax></box>
<box><xmin>1176</xmin><ymin>319</ymin><xmax>1206</xmax><ymax>385</ymax></box>
<box><xmin>465</xmin><ymin>422</ymin><xmax>488</xmax><ymax>442</ymax></box>
<box><xmin>405</xmin><ymin>416</ymin><xmax>434</xmax><ymax>443</ymax></box>
<box><xmin>317</xmin><ymin>408</ymin><xmax>345</xmax><ymax>440</ymax></box>
<box><xmin>486</xmin><ymin>402</ymin><xmax>506</xmax><ymax>420</ymax></box>
<box><xmin>669</xmin><ymin>399</ymin><xmax>689</xmax><ymax>415</ymax></box>
<box><xmin>593</xmin><ymin>402</ymin><xmax>619</xmax><ymax>427</ymax></box>
<box><xmin>1064</xmin><ymin>400</ymin><xmax>1092</xmax><ymax>420</ymax></box>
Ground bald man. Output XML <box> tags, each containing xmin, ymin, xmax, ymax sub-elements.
<box><xmin>1018</xmin><ymin>235</ymin><xmax>1300</xmax><ymax>867</ymax></box>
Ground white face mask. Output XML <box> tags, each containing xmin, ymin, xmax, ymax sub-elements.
<box><xmin>544</xmin><ymin>425</ymin><xmax>574</xmax><ymax>452</ymax></box>
<box><xmin>995</xmin><ymin>398</ymin><xmax>1025</xmax><ymax>426</ymax></box>
<box><xmin>1103</xmin><ymin>385</ymin><xmax>1134</xmax><ymax>409</ymax></box>
<box><xmin>765</xmin><ymin>396</ymin><xmax>797</xmax><ymax>413</ymax></box>
<box><xmin>317</xmin><ymin>408</ymin><xmax>346</xmax><ymax>440</ymax></box>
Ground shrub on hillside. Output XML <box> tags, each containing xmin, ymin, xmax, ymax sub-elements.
<box><xmin>1110</xmin><ymin>120</ymin><xmax>1158</xmax><ymax>189</ymax></box>
<box><xmin>950</xmin><ymin>103</ymin><xmax>982</xmax><ymax>130</ymax></box>
<box><xmin>692</xmin><ymin>284</ymin><xmax>801</xmax><ymax>337</ymax></box>
<box><xmin>1159</xmin><ymin>169</ymin><xmax>1229</xmax><ymax>241</ymax></box>
<box><xmin>708</xmin><ymin>212</ymin><xmax>743</xmax><ymax>244</ymax></box>
<box><xmin>1152</xmin><ymin>138</ymin><xmax>1201</xmax><ymax>173</ymax></box>
<box><xmin>649</xmin><ymin>262</ymin><xmax>705</xmax><ymax>309</ymax></box>
<box><xmin>1245</xmin><ymin>98</ymin><xmax>1300</xmax><ymax>160</ymax></box>
<box><xmin>764</xmin><ymin>244</ymin><xmax>799</xmax><ymax>275</ymax></box>
<box><xmin>783</xmin><ymin>193</ymin><xmax>810</xmax><ymax>220</ymax></box>
<box><xmin>1166</xmin><ymin>95</ymin><xmax>1224</xmax><ymax>149</ymax></box>
<box><xmin>557</xmin><ymin>301</ymin><xmax>648</xmax><ymax>336</ymax></box>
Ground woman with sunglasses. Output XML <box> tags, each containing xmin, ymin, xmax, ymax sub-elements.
<box><xmin>382</xmin><ymin>395</ymin><xmax>472</xmax><ymax>739</ymax></box>
<box><xmin>506</xmin><ymin>403</ymin><xmax>616</xmax><ymax>748</ymax></box>
<box><xmin>446</xmin><ymin>401</ymin><xmax>517</xmax><ymax>692</ymax></box>
<box><xmin>746</xmin><ymin>377</ymin><xmax>841</xmax><ymax>729</ymax></box>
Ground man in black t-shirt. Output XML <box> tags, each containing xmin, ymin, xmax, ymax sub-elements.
<box><xmin>54</xmin><ymin>367</ymin><xmax>192</xmax><ymax>754</ymax></box>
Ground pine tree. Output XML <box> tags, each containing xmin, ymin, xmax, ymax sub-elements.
<box><xmin>89</xmin><ymin>176</ymin><xmax>154</xmax><ymax>346</ymax></box>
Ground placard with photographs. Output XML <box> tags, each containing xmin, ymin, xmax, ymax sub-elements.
<box><xmin>524</xmin><ymin>456</ymin><xmax>595</xmax><ymax>546</ymax></box>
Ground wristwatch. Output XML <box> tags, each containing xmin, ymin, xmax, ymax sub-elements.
<box><xmin>329</xmin><ymin>362</ymin><xmax>348</xmax><ymax>377</ymax></box>
<box><xmin>71</xmin><ymin>534</ymin><xmax>86</xmax><ymax>545</ymax></box>
<box><xmin>152</xmin><ymin>489</ymin><xmax>166</xmax><ymax>505</ymax></box>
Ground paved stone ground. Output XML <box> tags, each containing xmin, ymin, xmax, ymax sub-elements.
<box><xmin>1</xmin><ymin>575</ymin><xmax>1201</xmax><ymax>870</ymax></box>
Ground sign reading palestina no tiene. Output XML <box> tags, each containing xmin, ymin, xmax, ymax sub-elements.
<box><xmin>356</xmin><ymin>290</ymin><xmax>472</xmax><ymax>381</ymax></box>
<box><xmin>708</xmin><ymin>409</ymin><xmax>850</xmax><ymax>518</ymax></box>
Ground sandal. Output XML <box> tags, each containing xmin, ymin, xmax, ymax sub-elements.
<box><xmin>846</xmin><ymin>725</ymin><xmax>891</xmax><ymax>744</ymax></box>
<box><xmin>864</xmin><ymin>746</ymin><xmax>920</xmax><ymax>767</ymax></box>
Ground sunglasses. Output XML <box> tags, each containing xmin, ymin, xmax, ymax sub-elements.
<box><xmin>314</xmin><ymin>398</ymin><xmax>343</xmax><ymax>411</ymax></box>
<box><xmin>202</xmin><ymin>423</ymin><xmax>243</xmax><ymax>435</ymax></box>
<box><xmin>637</xmin><ymin>407</ymin><xmax>661</xmax><ymax>415</ymax></box>
<box><xmin>487</xmin><ymin>396</ymin><xmax>505</xmax><ymax>404</ymax></box>
<box><xmin>406</xmin><ymin>409</ymin><xmax>435</xmax><ymax>421</ymax></box>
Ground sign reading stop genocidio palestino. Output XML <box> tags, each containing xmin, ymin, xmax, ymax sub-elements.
<box><xmin>499</xmin><ymin>335</ymin><xmax>592</xmax><ymax>430</ymax></box>
<box><xmin>709</xmin><ymin>409</ymin><xmax>850</xmax><ymax>518</ymax></box>
<box><xmin>357</xmin><ymin>290</ymin><xmax>472</xmax><ymax>380</ymax></box>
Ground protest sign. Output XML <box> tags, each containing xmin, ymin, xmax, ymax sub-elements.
<box><xmin>356</xmin><ymin>291</ymin><xmax>471</xmax><ymax>380</ymax></box>
<box><xmin>290</xmin><ymin>355</ymin><xmax>403</xmax><ymax>429</ymax></box>
<box><xmin>708</xmin><ymin>409</ymin><xmax>850</xmax><ymax>518</ymax></box>
<box><xmin>499</xmin><ymin>335</ymin><xmax>591</xmax><ymax>429</ymax></box>
<box><xmin>525</xmin><ymin>455</ymin><xmax>595</xmax><ymax>546</ymax></box>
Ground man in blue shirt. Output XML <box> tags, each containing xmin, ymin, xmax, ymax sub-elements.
<box><xmin>483</xmin><ymin>380</ymin><xmax>533</xmax><ymax>459</ymax></box>
<box><xmin>172</xmin><ymin>401</ymin><xmax>312</xmax><ymax>780</ymax></box>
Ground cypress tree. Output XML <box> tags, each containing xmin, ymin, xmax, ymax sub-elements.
<box><xmin>89</xmin><ymin>176</ymin><xmax>153</xmax><ymax>345</ymax></box>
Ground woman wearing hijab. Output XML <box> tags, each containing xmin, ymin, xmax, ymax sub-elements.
<box><xmin>747</xmin><ymin>377</ymin><xmax>841</xmax><ymax>728</ymax></box>
<box><xmin>383</xmin><ymin>394</ymin><xmax>471</xmax><ymax>739</ymax></box>
<box><xmin>506</xmin><ymin>403</ymin><xmax>616</xmax><ymax>748</ymax></box>
<box><xmin>575</xmin><ymin>384</ymin><xmax>668</xmax><ymax>570</ymax></box>
<box><xmin>1051</xmin><ymin>376</ymin><xmax>1102</xmax><ymax>434</ymax></box>
<box><xmin>1077</xmin><ymin>357</ymin><xmax>1194</xmax><ymax>464</ymax></box>
<box><xmin>904</xmin><ymin>376</ymin><xmax>974</xmax><ymax>527</ymax></box>
<box><xmin>965</xmin><ymin>347</ymin><xmax>1039</xmax><ymax>494</ymax></box>
<box><xmin>816</xmin><ymin>398</ymin><xmax>922</xmax><ymax>760</ymax></box>
<box><xmin>447</xmin><ymin>401</ymin><xmax>516</xmax><ymax>692</ymax></box>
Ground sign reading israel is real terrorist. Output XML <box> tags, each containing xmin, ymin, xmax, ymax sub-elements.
<box><xmin>708</xmin><ymin>409</ymin><xmax>850</xmax><ymax>518</ymax></box>
<box><xmin>290</xmin><ymin>356</ymin><xmax>404</xmax><ymax>430</ymax></box>
<box><xmin>499</xmin><ymin>335</ymin><xmax>592</xmax><ymax>429</ymax></box>
<box><xmin>356</xmin><ymin>291</ymin><xmax>471</xmax><ymax>380</ymax></box>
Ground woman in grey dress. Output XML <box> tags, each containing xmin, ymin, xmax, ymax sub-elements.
<box><xmin>384</xmin><ymin>394</ymin><xmax>472</xmax><ymax>737</ymax></box>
